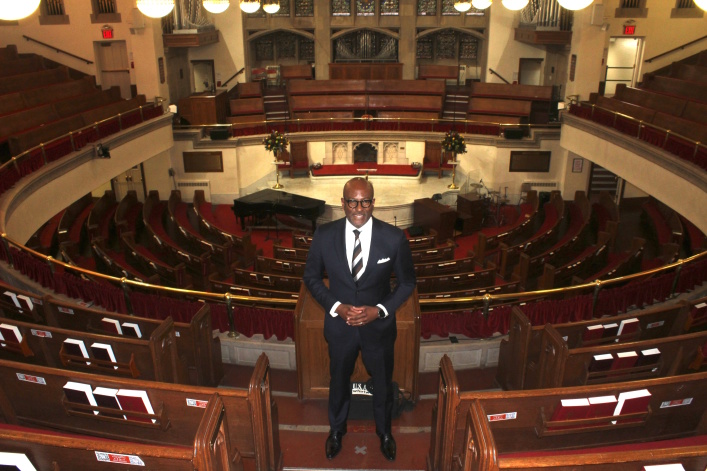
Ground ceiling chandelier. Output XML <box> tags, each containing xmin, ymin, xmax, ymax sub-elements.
<box><xmin>694</xmin><ymin>0</ymin><xmax>707</xmax><ymax>11</ymax></box>
<box><xmin>453</xmin><ymin>0</ymin><xmax>472</xmax><ymax>12</ymax></box>
<box><xmin>501</xmin><ymin>0</ymin><xmax>528</xmax><ymax>10</ymax></box>
<box><xmin>136</xmin><ymin>0</ymin><xmax>175</xmax><ymax>18</ymax></box>
<box><xmin>240</xmin><ymin>0</ymin><xmax>261</xmax><ymax>13</ymax></box>
<box><xmin>203</xmin><ymin>0</ymin><xmax>230</xmax><ymax>13</ymax></box>
<box><xmin>556</xmin><ymin>0</ymin><xmax>593</xmax><ymax>10</ymax></box>
<box><xmin>263</xmin><ymin>0</ymin><xmax>280</xmax><ymax>14</ymax></box>
<box><xmin>471</xmin><ymin>0</ymin><xmax>492</xmax><ymax>9</ymax></box>
<box><xmin>0</xmin><ymin>0</ymin><xmax>40</xmax><ymax>21</ymax></box>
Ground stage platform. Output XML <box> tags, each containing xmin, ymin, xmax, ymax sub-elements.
<box><xmin>263</xmin><ymin>173</ymin><xmax>466</xmax><ymax>227</ymax></box>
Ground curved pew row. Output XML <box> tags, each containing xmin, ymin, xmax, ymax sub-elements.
<box><xmin>429</xmin><ymin>354</ymin><xmax>707</xmax><ymax>471</ymax></box>
<box><xmin>0</xmin><ymin>353</ymin><xmax>279</xmax><ymax>470</ymax></box>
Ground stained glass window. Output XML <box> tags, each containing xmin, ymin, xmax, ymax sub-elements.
<box><xmin>417</xmin><ymin>0</ymin><xmax>436</xmax><ymax>15</ymax></box>
<box><xmin>295</xmin><ymin>0</ymin><xmax>313</xmax><ymax>16</ymax></box>
<box><xmin>380</xmin><ymin>0</ymin><xmax>398</xmax><ymax>15</ymax></box>
<box><xmin>274</xmin><ymin>0</ymin><xmax>290</xmax><ymax>16</ymax></box>
<box><xmin>436</xmin><ymin>31</ymin><xmax>456</xmax><ymax>59</ymax></box>
<box><xmin>441</xmin><ymin>0</ymin><xmax>459</xmax><ymax>15</ymax></box>
<box><xmin>255</xmin><ymin>38</ymin><xmax>274</xmax><ymax>61</ymax></box>
<box><xmin>356</xmin><ymin>0</ymin><xmax>375</xmax><ymax>16</ymax></box>
<box><xmin>299</xmin><ymin>39</ymin><xmax>314</xmax><ymax>61</ymax></box>
<box><xmin>416</xmin><ymin>37</ymin><xmax>433</xmax><ymax>59</ymax></box>
<box><xmin>277</xmin><ymin>33</ymin><xmax>297</xmax><ymax>58</ymax></box>
<box><xmin>332</xmin><ymin>0</ymin><xmax>351</xmax><ymax>16</ymax></box>
<box><xmin>460</xmin><ymin>35</ymin><xmax>478</xmax><ymax>60</ymax></box>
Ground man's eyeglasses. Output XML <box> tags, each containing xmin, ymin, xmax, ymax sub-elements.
<box><xmin>344</xmin><ymin>199</ymin><xmax>373</xmax><ymax>209</ymax></box>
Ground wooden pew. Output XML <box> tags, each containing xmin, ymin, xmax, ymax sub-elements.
<box><xmin>470</xmin><ymin>82</ymin><xmax>553</xmax><ymax>101</ymax></box>
<box><xmin>114</xmin><ymin>190</ymin><xmax>143</xmax><ymax>235</ymax></box>
<box><xmin>367</xmin><ymin>94</ymin><xmax>443</xmax><ymax>112</ymax></box>
<box><xmin>595</xmin><ymin>95</ymin><xmax>657</xmax><ymax>123</ymax></box>
<box><xmin>236</xmin><ymin>81</ymin><xmax>263</xmax><ymax>98</ymax></box>
<box><xmin>287</xmin><ymin>79</ymin><xmax>367</xmax><ymax>95</ymax></box>
<box><xmin>280</xmin><ymin>64</ymin><xmax>313</xmax><ymax>82</ymax></box>
<box><xmin>497</xmin><ymin>192</ymin><xmax>564</xmax><ymax>279</ymax></box>
<box><xmin>0</xmin><ymin>279</ymin><xmax>45</xmax><ymax>323</ymax></box>
<box><xmin>0</xmin><ymin>55</ymin><xmax>48</xmax><ymax>78</ymax></box>
<box><xmin>43</xmin><ymin>296</ymin><xmax>222</xmax><ymax>387</ymax></box>
<box><xmin>531</xmin><ymin>321</ymin><xmax>707</xmax><ymax>389</ymax></box>
<box><xmin>417</xmin><ymin>65</ymin><xmax>457</xmax><ymax>80</ymax></box>
<box><xmin>416</xmin><ymin>268</ymin><xmax>496</xmax><ymax>295</ymax></box>
<box><xmin>293</xmin><ymin>110</ymin><xmax>355</xmax><ymax>122</ymax></box>
<box><xmin>0</xmin><ymin>315</ymin><xmax>185</xmax><ymax>383</ymax></box>
<box><xmin>87</xmin><ymin>189</ymin><xmax>117</xmax><ymax>241</ymax></box>
<box><xmin>413</xmin><ymin>256</ymin><xmax>478</xmax><ymax>277</ymax></box>
<box><xmin>457</xmin><ymin>399</ymin><xmax>707</xmax><ymax>471</ymax></box>
<box><xmin>255</xmin><ymin>255</ymin><xmax>306</xmax><ymax>277</ymax></box>
<box><xmin>407</xmin><ymin>231</ymin><xmax>437</xmax><ymax>250</ymax></box>
<box><xmin>209</xmin><ymin>276</ymin><xmax>300</xmax><ymax>304</ymax></box>
<box><xmin>0</xmin><ymin>395</ymin><xmax>242</xmax><ymax>471</ymax></box>
<box><xmin>289</xmin><ymin>94</ymin><xmax>367</xmax><ymax>112</ymax></box>
<box><xmin>685</xmin><ymin>295</ymin><xmax>707</xmax><ymax>332</ymax></box>
<box><xmin>0</xmin><ymin>352</ymin><xmax>280</xmax><ymax>470</ymax></box>
<box><xmin>613</xmin><ymin>84</ymin><xmax>687</xmax><ymax>117</ymax></box>
<box><xmin>651</xmin><ymin>110</ymin><xmax>707</xmax><ymax>143</ymax></box>
<box><xmin>474</xmin><ymin>191</ymin><xmax>538</xmax><ymax>265</ymax></box>
<box><xmin>192</xmin><ymin>189</ymin><xmax>259</xmax><ymax>266</ymax></box>
<box><xmin>57</xmin><ymin>193</ymin><xmax>94</xmax><ymax>246</ymax></box>
<box><xmin>291</xmin><ymin>232</ymin><xmax>313</xmax><ymax>249</ymax></box>
<box><xmin>641</xmin><ymin>197</ymin><xmax>684</xmax><ymax>248</ymax></box>
<box><xmin>410</xmin><ymin>240</ymin><xmax>456</xmax><ymax>264</ymax></box>
<box><xmin>496</xmin><ymin>303</ymin><xmax>691</xmax><ymax>390</ymax></box>
<box><xmin>468</xmin><ymin>97</ymin><xmax>532</xmax><ymax>118</ymax></box>
<box><xmin>429</xmin><ymin>354</ymin><xmax>707</xmax><ymax>471</ymax></box>
<box><xmin>590</xmin><ymin>190</ymin><xmax>619</xmax><ymax>247</ymax></box>
<box><xmin>538</xmin><ymin>232</ymin><xmax>611</xmax><ymax>290</ymax></box>
<box><xmin>273</xmin><ymin>244</ymin><xmax>309</xmax><ymax>262</ymax></box>
<box><xmin>366</xmin><ymin>79</ymin><xmax>446</xmax><ymax>95</ymax></box>
<box><xmin>90</xmin><ymin>236</ymin><xmax>161</xmax><ymax>285</ymax></box>
<box><xmin>168</xmin><ymin>190</ymin><xmax>237</xmax><ymax>270</ymax></box>
<box><xmin>0</xmin><ymin>44</ymin><xmax>18</xmax><ymax>61</ymax></box>
<box><xmin>120</xmin><ymin>231</ymin><xmax>194</xmax><ymax>289</ymax></box>
<box><xmin>229</xmin><ymin>97</ymin><xmax>264</xmax><ymax>116</ymax></box>
<box><xmin>0</xmin><ymin>66</ymin><xmax>70</xmax><ymax>95</ymax></box>
<box><xmin>577</xmin><ymin>236</ymin><xmax>645</xmax><ymax>284</ymax></box>
<box><xmin>231</xmin><ymin>267</ymin><xmax>302</xmax><ymax>293</ymax></box>
<box><xmin>417</xmin><ymin>277</ymin><xmax>520</xmax><ymax>311</ymax></box>
<box><xmin>641</xmin><ymin>75</ymin><xmax>707</xmax><ymax>102</ymax></box>
<box><xmin>377</xmin><ymin>110</ymin><xmax>440</xmax><ymax>120</ymax></box>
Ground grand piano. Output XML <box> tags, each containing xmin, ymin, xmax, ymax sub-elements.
<box><xmin>232</xmin><ymin>189</ymin><xmax>326</xmax><ymax>232</ymax></box>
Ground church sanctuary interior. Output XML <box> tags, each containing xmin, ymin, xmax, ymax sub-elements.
<box><xmin>1</xmin><ymin>0</ymin><xmax>707</xmax><ymax>468</ymax></box>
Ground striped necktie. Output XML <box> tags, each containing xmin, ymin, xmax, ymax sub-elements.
<box><xmin>351</xmin><ymin>229</ymin><xmax>363</xmax><ymax>281</ymax></box>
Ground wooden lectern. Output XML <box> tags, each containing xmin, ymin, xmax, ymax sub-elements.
<box><xmin>294</xmin><ymin>284</ymin><xmax>420</xmax><ymax>402</ymax></box>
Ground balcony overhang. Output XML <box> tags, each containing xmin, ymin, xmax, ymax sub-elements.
<box><xmin>514</xmin><ymin>28</ymin><xmax>572</xmax><ymax>46</ymax></box>
<box><xmin>163</xmin><ymin>30</ymin><xmax>219</xmax><ymax>48</ymax></box>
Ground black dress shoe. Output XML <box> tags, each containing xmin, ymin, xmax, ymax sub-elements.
<box><xmin>379</xmin><ymin>433</ymin><xmax>396</xmax><ymax>461</ymax></box>
<box><xmin>325</xmin><ymin>431</ymin><xmax>344</xmax><ymax>460</ymax></box>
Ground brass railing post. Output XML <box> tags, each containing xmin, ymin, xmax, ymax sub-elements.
<box><xmin>0</xmin><ymin>234</ymin><xmax>13</xmax><ymax>267</ymax></box>
<box><xmin>670</xmin><ymin>260</ymin><xmax>684</xmax><ymax>298</ymax></box>
<box><xmin>121</xmin><ymin>277</ymin><xmax>133</xmax><ymax>314</ymax></box>
<box><xmin>225</xmin><ymin>292</ymin><xmax>239</xmax><ymax>338</ymax></box>
<box><xmin>591</xmin><ymin>280</ymin><xmax>602</xmax><ymax>315</ymax></box>
<box><xmin>482</xmin><ymin>293</ymin><xmax>491</xmax><ymax>320</ymax></box>
<box><xmin>46</xmin><ymin>255</ymin><xmax>55</xmax><ymax>274</ymax></box>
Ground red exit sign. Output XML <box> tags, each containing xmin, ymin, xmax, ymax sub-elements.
<box><xmin>101</xmin><ymin>25</ymin><xmax>114</xmax><ymax>39</ymax></box>
<box><xmin>623</xmin><ymin>25</ymin><xmax>636</xmax><ymax>35</ymax></box>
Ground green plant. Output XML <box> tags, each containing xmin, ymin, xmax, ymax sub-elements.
<box><xmin>441</xmin><ymin>130</ymin><xmax>466</xmax><ymax>154</ymax></box>
<box><xmin>263</xmin><ymin>130</ymin><xmax>289</xmax><ymax>155</ymax></box>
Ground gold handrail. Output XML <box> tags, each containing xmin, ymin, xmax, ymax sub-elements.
<box><xmin>22</xmin><ymin>35</ymin><xmax>93</xmax><ymax>65</ymax></box>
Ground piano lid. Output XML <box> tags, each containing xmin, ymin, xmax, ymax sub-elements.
<box><xmin>232</xmin><ymin>189</ymin><xmax>326</xmax><ymax>216</ymax></box>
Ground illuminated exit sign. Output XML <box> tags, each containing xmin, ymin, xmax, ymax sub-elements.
<box><xmin>623</xmin><ymin>25</ymin><xmax>636</xmax><ymax>35</ymax></box>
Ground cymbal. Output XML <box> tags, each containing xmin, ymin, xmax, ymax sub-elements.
<box><xmin>469</xmin><ymin>183</ymin><xmax>483</xmax><ymax>188</ymax></box>
<box><xmin>488</xmin><ymin>190</ymin><xmax>500</xmax><ymax>195</ymax></box>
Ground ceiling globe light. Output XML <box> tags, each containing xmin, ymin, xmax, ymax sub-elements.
<box><xmin>502</xmin><ymin>0</ymin><xmax>528</xmax><ymax>10</ymax></box>
<box><xmin>693</xmin><ymin>0</ymin><xmax>707</xmax><ymax>11</ymax></box>
<box><xmin>454</xmin><ymin>0</ymin><xmax>472</xmax><ymax>12</ymax></box>
<box><xmin>557</xmin><ymin>0</ymin><xmax>593</xmax><ymax>10</ymax></box>
<box><xmin>262</xmin><ymin>0</ymin><xmax>280</xmax><ymax>13</ymax></box>
<box><xmin>240</xmin><ymin>0</ymin><xmax>260</xmax><ymax>13</ymax></box>
<box><xmin>203</xmin><ymin>0</ymin><xmax>230</xmax><ymax>13</ymax></box>
<box><xmin>0</xmin><ymin>0</ymin><xmax>40</xmax><ymax>20</ymax></box>
<box><xmin>471</xmin><ymin>0</ymin><xmax>492</xmax><ymax>9</ymax></box>
<box><xmin>136</xmin><ymin>0</ymin><xmax>175</xmax><ymax>18</ymax></box>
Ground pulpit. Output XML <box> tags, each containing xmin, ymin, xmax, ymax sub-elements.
<box><xmin>294</xmin><ymin>284</ymin><xmax>420</xmax><ymax>401</ymax></box>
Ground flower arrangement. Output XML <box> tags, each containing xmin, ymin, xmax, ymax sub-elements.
<box><xmin>441</xmin><ymin>130</ymin><xmax>466</xmax><ymax>154</ymax></box>
<box><xmin>263</xmin><ymin>130</ymin><xmax>289</xmax><ymax>156</ymax></box>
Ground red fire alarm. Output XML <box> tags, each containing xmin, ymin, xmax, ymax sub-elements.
<box><xmin>623</xmin><ymin>24</ymin><xmax>636</xmax><ymax>35</ymax></box>
<box><xmin>101</xmin><ymin>25</ymin><xmax>114</xmax><ymax>39</ymax></box>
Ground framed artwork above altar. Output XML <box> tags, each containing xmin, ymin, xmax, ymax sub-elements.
<box><xmin>324</xmin><ymin>141</ymin><xmax>408</xmax><ymax>165</ymax></box>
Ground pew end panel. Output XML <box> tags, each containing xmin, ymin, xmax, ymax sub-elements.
<box><xmin>496</xmin><ymin>306</ymin><xmax>533</xmax><ymax>390</ymax></box>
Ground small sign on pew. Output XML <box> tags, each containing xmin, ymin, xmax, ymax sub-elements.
<box><xmin>31</xmin><ymin>329</ymin><xmax>52</xmax><ymax>338</ymax></box>
<box><xmin>487</xmin><ymin>412</ymin><xmax>517</xmax><ymax>422</ymax></box>
<box><xmin>186</xmin><ymin>398</ymin><xmax>208</xmax><ymax>408</ymax></box>
<box><xmin>16</xmin><ymin>372</ymin><xmax>46</xmax><ymax>385</ymax></box>
<box><xmin>660</xmin><ymin>398</ymin><xmax>693</xmax><ymax>408</ymax></box>
<box><xmin>95</xmin><ymin>452</ymin><xmax>145</xmax><ymax>466</ymax></box>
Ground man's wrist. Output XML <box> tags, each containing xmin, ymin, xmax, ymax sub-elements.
<box><xmin>376</xmin><ymin>304</ymin><xmax>388</xmax><ymax>319</ymax></box>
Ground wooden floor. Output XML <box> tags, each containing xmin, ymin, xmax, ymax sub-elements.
<box><xmin>220</xmin><ymin>364</ymin><xmax>499</xmax><ymax>470</ymax></box>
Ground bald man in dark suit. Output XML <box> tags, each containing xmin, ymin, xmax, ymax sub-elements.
<box><xmin>303</xmin><ymin>177</ymin><xmax>416</xmax><ymax>461</ymax></box>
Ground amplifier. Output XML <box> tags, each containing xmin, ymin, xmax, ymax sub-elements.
<box><xmin>503</xmin><ymin>128</ymin><xmax>525</xmax><ymax>140</ymax></box>
<box><xmin>210</xmin><ymin>128</ymin><xmax>231</xmax><ymax>140</ymax></box>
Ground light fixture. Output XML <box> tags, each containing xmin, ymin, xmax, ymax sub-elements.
<box><xmin>694</xmin><ymin>0</ymin><xmax>707</xmax><ymax>11</ymax></box>
<box><xmin>203</xmin><ymin>0</ymin><xmax>230</xmax><ymax>13</ymax></box>
<box><xmin>471</xmin><ymin>0</ymin><xmax>492</xmax><ymax>9</ymax></box>
<box><xmin>0</xmin><ymin>0</ymin><xmax>40</xmax><ymax>20</ymax></box>
<box><xmin>556</xmin><ymin>0</ymin><xmax>593</xmax><ymax>10</ymax></box>
<box><xmin>454</xmin><ymin>0</ymin><xmax>472</xmax><ymax>12</ymax></box>
<box><xmin>136</xmin><ymin>0</ymin><xmax>175</xmax><ymax>18</ymax></box>
<box><xmin>240</xmin><ymin>0</ymin><xmax>261</xmax><ymax>13</ymax></box>
<box><xmin>262</xmin><ymin>0</ymin><xmax>280</xmax><ymax>13</ymax></box>
<box><xmin>501</xmin><ymin>0</ymin><xmax>528</xmax><ymax>10</ymax></box>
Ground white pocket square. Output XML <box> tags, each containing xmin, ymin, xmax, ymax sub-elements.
<box><xmin>377</xmin><ymin>257</ymin><xmax>390</xmax><ymax>264</ymax></box>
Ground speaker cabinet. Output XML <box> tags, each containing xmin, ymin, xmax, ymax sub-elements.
<box><xmin>210</xmin><ymin>128</ymin><xmax>231</xmax><ymax>140</ymax></box>
<box><xmin>504</xmin><ymin>129</ymin><xmax>525</xmax><ymax>140</ymax></box>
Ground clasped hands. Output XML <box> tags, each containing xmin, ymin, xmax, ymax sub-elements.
<box><xmin>336</xmin><ymin>304</ymin><xmax>377</xmax><ymax>326</ymax></box>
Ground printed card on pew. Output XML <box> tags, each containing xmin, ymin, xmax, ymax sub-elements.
<box><xmin>116</xmin><ymin>389</ymin><xmax>155</xmax><ymax>423</ymax></box>
<box><xmin>101</xmin><ymin>318</ymin><xmax>123</xmax><ymax>335</ymax></box>
<box><xmin>62</xmin><ymin>338</ymin><xmax>90</xmax><ymax>364</ymax></box>
<box><xmin>582</xmin><ymin>324</ymin><xmax>604</xmax><ymax>343</ymax></box>
<box><xmin>588</xmin><ymin>353</ymin><xmax>614</xmax><ymax>372</ymax></box>
<box><xmin>642</xmin><ymin>465</ymin><xmax>685</xmax><ymax>471</ymax></box>
<box><xmin>612</xmin><ymin>389</ymin><xmax>651</xmax><ymax>424</ymax></box>
<box><xmin>601</xmin><ymin>322</ymin><xmax>619</xmax><ymax>339</ymax></box>
<box><xmin>616</xmin><ymin>317</ymin><xmax>639</xmax><ymax>340</ymax></box>
<box><xmin>120</xmin><ymin>322</ymin><xmax>142</xmax><ymax>339</ymax></box>
<box><xmin>93</xmin><ymin>387</ymin><xmax>126</xmax><ymax>419</ymax></box>
<box><xmin>0</xmin><ymin>323</ymin><xmax>22</xmax><ymax>345</ymax></box>
<box><xmin>63</xmin><ymin>381</ymin><xmax>99</xmax><ymax>414</ymax></box>
<box><xmin>90</xmin><ymin>342</ymin><xmax>118</xmax><ymax>369</ymax></box>
<box><xmin>549</xmin><ymin>398</ymin><xmax>589</xmax><ymax>429</ymax></box>
<box><xmin>610</xmin><ymin>351</ymin><xmax>638</xmax><ymax>370</ymax></box>
<box><xmin>586</xmin><ymin>395</ymin><xmax>617</xmax><ymax>418</ymax></box>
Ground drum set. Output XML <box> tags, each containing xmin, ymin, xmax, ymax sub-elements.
<box><xmin>468</xmin><ymin>180</ymin><xmax>511</xmax><ymax>227</ymax></box>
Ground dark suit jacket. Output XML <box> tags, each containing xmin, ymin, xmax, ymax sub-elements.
<box><xmin>303</xmin><ymin>216</ymin><xmax>416</xmax><ymax>330</ymax></box>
